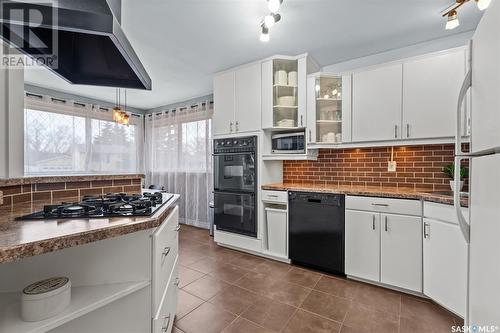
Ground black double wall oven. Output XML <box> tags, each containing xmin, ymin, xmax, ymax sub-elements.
<box><xmin>213</xmin><ymin>136</ymin><xmax>257</xmax><ymax>237</ymax></box>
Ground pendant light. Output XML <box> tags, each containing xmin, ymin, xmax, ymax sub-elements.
<box><xmin>259</xmin><ymin>1</ymin><xmax>283</xmax><ymax>42</ymax></box>
<box><xmin>112</xmin><ymin>88</ymin><xmax>130</xmax><ymax>125</ymax></box>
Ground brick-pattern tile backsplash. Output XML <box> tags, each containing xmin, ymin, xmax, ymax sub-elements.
<box><xmin>0</xmin><ymin>177</ymin><xmax>143</xmax><ymax>208</ymax></box>
<box><xmin>284</xmin><ymin>144</ymin><xmax>468</xmax><ymax>191</ymax></box>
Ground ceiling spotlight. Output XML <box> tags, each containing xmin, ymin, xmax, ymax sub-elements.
<box><xmin>263</xmin><ymin>13</ymin><xmax>281</xmax><ymax>28</ymax></box>
<box><xmin>260</xmin><ymin>26</ymin><xmax>270</xmax><ymax>42</ymax></box>
<box><xmin>445</xmin><ymin>10</ymin><xmax>460</xmax><ymax>30</ymax></box>
<box><xmin>267</xmin><ymin>0</ymin><xmax>283</xmax><ymax>13</ymax></box>
<box><xmin>475</xmin><ymin>0</ymin><xmax>491</xmax><ymax>10</ymax></box>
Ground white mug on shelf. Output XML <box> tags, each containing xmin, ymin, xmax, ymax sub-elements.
<box><xmin>288</xmin><ymin>71</ymin><xmax>298</xmax><ymax>86</ymax></box>
<box><xmin>274</xmin><ymin>70</ymin><xmax>288</xmax><ymax>85</ymax></box>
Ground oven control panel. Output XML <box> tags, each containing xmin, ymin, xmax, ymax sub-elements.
<box><xmin>214</xmin><ymin>136</ymin><xmax>257</xmax><ymax>153</ymax></box>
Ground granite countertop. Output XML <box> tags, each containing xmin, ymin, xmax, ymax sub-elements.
<box><xmin>262</xmin><ymin>183</ymin><xmax>469</xmax><ymax>207</ymax></box>
<box><xmin>0</xmin><ymin>174</ymin><xmax>145</xmax><ymax>187</ymax></box>
<box><xmin>0</xmin><ymin>194</ymin><xmax>179</xmax><ymax>264</ymax></box>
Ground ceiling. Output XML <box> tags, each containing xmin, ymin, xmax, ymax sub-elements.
<box><xmin>23</xmin><ymin>0</ymin><xmax>483</xmax><ymax>110</ymax></box>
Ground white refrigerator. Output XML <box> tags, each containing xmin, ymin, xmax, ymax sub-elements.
<box><xmin>454</xmin><ymin>0</ymin><xmax>500</xmax><ymax>327</ymax></box>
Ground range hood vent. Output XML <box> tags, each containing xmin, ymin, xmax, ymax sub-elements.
<box><xmin>0</xmin><ymin>0</ymin><xmax>151</xmax><ymax>90</ymax></box>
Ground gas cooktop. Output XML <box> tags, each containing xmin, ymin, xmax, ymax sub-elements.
<box><xmin>17</xmin><ymin>192</ymin><xmax>174</xmax><ymax>220</ymax></box>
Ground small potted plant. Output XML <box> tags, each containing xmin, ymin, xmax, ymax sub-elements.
<box><xmin>442</xmin><ymin>164</ymin><xmax>468</xmax><ymax>192</ymax></box>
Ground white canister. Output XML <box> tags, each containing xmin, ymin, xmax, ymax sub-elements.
<box><xmin>274</xmin><ymin>70</ymin><xmax>288</xmax><ymax>85</ymax></box>
<box><xmin>21</xmin><ymin>277</ymin><xmax>71</xmax><ymax>322</ymax></box>
<box><xmin>288</xmin><ymin>71</ymin><xmax>298</xmax><ymax>86</ymax></box>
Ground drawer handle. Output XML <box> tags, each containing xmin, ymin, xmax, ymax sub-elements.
<box><xmin>162</xmin><ymin>247</ymin><xmax>171</xmax><ymax>257</ymax></box>
<box><xmin>267</xmin><ymin>195</ymin><xmax>278</xmax><ymax>198</ymax></box>
<box><xmin>162</xmin><ymin>314</ymin><xmax>171</xmax><ymax>332</ymax></box>
<box><xmin>174</xmin><ymin>225</ymin><xmax>181</xmax><ymax>231</ymax></box>
<box><xmin>423</xmin><ymin>222</ymin><xmax>430</xmax><ymax>239</ymax></box>
<box><xmin>371</xmin><ymin>203</ymin><xmax>389</xmax><ymax>207</ymax></box>
<box><xmin>174</xmin><ymin>277</ymin><xmax>180</xmax><ymax>286</ymax></box>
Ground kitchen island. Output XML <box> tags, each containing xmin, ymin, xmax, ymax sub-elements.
<box><xmin>0</xmin><ymin>192</ymin><xmax>180</xmax><ymax>333</ymax></box>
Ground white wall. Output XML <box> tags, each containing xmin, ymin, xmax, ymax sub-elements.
<box><xmin>0</xmin><ymin>44</ymin><xmax>25</xmax><ymax>178</ymax></box>
<box><xmin>322</xmin><ymin>31</ymin><xmax>474</xmax><ymax>73</ymax></box>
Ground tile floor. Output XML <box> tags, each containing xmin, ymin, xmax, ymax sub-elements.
<box><xmin>175</xmin><ymin>225</ymin><xmax>463</xmax><ymax>333</ymax></box>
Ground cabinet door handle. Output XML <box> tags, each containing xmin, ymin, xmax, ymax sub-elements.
<box><xmin>372</xmin><ymin>215</ymin><xmax>376</xmax><ymax>230</ymax></box>
<box><xmin>423</xmin><ymin>222</ymin><xmax>430</xmax><ymax>239</ymax></box>
<box><xmin>406</xmin><ymin>123</ymin><xmax>410</xmax><ymax>138</ymax></box>
<box><xmin>162</xmin><ymin>246</ymin><xmax>171</xmax><ymax>257</ymax></box>
<box><xmin>300</xmin><ymin>115</ymin><xmax>304</xmax><ymax>127</ymax></box>
<box><xmin>384</xmin><ymin>216</ymin><xmax>388</xmax><ymax>232</ymax></box>
<box><xmin>235</xmin><ymin>121</ymin><xmax>239</xmax><ymax>132</ymax></box>
<box><xmin>162</xmin><ymin>314</ymin><xmax>171</xmax><ymax>332</ymax></box>
<box><xmin>175</xmin><ymin>225</ymin><xmax>181</xmax><ymax>231</ymax></box>
<box><xmin>371</xmin><ymin>203</ymin><xmax>389</xmax><ymax>207</ymax></box>
<box><xmin>394</xmin><ymin>125</ymin><xmax>398</xmax><ymax>138</ymax></box>
<box><xmin>309</xmin><ymin>129</ymin><xmax>312</xmax><ymax>142</ymax></box>
<box><xmin>229</xmin><ymin>121</ymin><xmax>233</xmax><ymax>132</ymax></box>
<box><xmin>174</xmin><ymin>277</ymin><xmax>180</xmax><ymax>286</ymax></box>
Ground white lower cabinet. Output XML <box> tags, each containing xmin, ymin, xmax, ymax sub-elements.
<box><xmin>345</xmin><ymin>197</ymin><xmax>423</xmax><ymax>293</ymax></box>
<box><xmin>423</xmin><ymin>217</ymin><xmax>467</xmax><ymax>317</ymax></box>
<box><xmin>264</xmin><ymin>206</ymin><xmax>288</xmax><ymax>259</ymax></box>
<box><xmin>380</xmin><ymin>214</ymin><xmax>422</xmax><ymax>292</ymax></box>
<box><xmin>153</xmin><ymin>259</ymin><xmax>179</xmax><ymax>333</ymax></box>
<box><xmin>345</xmin><ymin>210</ymin><xmax>380</xmax><ymax>282</ymax></box>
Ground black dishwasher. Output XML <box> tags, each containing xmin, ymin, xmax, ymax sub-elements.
<box><xmin>288</xmin><ymin>191</ymin><xmax>345</xmax><ymax>275</ymax></box>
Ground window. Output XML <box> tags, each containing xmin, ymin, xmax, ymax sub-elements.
<box><xmin>24</xmin><ymin>104</ymin><xmax>142</xmax><ymax>175</ymax></box>
<box><xmin>145</xmin><ymin>103</ymin><xmax>213</xmax><ymax>228</ymax></box>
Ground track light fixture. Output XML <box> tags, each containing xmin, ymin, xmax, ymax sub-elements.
<box><xmin>267</xmin><ymin>0</ymin><xmax>283</xmax><ymax>13</ymax></box>
<box><xmin>446</xmin><ymin>10</ymin><xmax>460</xmax><ymax>30</ymax></box>
<box><xmin>442</xmin><ymin>0</ymin><xmax>491</xmax><ymax>30</ymax></box>
<box><xmin>259</xmin><ymin>1</ymin><xmax>283</xmax><ymax>42</ymax></box>
<box><xmin>260</xmin><ymin>26</ymin><xmax>270</xmax><ymax>42</ymax></box>
<box><xmin>263</xmin><ymin>13</ymin><xmax>281</xmax><ymax>28</ymax></box>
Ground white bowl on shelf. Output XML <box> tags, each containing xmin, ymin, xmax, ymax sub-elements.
<box><xmin>21</xmin><ymin>277</ymin><xmax>71</xmax><ymax>322</ymax></box>
<box><xmin>277</xmin><ymin>119</ymin><xmax>295</xmax><ymax>127</ymax></box>
<box><xmin>288</xmin><ymin>71</ymin><xmax>298</xmax><ymax>86</ymax></box>
<box><xmin>274</xmin><ymin>70</ymin><xmax>288</xmax><ymax>86</ymax></box>
<box><xmin>277</xmin><ymin>96</ymin><xmax>296</xmax><ymax>107</ymax></box>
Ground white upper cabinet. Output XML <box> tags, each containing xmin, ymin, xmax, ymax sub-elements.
<box><xmin>402</xmin><ymin>50</ymin><xmax>466</xmax><ymax>139</ymax></box>
<box><xmin>235</xmin><ymin>63</ymin><xmax>262</xmax><ymax>133</ymax></box>
<box><xmin>213</xmin><ymin>63</ymin><xmax>262</xmax><ymax>136</ymax></box>
<box><xmin>306</xmin><ymin>74</ymin><xmax>352</xmax><ymax>145</ymax></box>
<box><xmin>213</xmin><ymin>71</ymin><xmax>235</xmax><ymax>136</ymax></box>
<box><xmin>262</xmin><ymin>55</ymin><xmax>312</xmax><ymax>130</ymax></box>
<box><xmin>352</xmin><ymin>64</ymin><xmax>403</xmax><ymax>142</ymax></box>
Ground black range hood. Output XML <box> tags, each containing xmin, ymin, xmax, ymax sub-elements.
<box><xmin>0</xmin><ymin>0</ymin><xmax>151</xmax><ymax>90</ymax></box>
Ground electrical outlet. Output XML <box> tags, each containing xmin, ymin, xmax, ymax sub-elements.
<box><xmin>388</xmin><ymin>161</ymin><xmax>397</xmax><ymax>172</ymax></box>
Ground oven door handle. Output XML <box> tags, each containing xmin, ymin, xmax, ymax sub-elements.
<box><xmin>213</xmin><ymin>190</ymin><xmax>256</xmax><ymax>196</ymax></box>
<box><xmin>213</xmin><ymin>152</ymin><xmax>255</xmax><ymax>156</ymax></box>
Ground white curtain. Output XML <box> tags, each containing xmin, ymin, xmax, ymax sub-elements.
<box><xmin>24</xmin><ymin>93</ymin><xmax>144</xmax><ymax>175</ymax></box>
<box><xmin>145</xmin><ymin>102</ymin><xmax>213</xmax><ymax>229</ymax></box>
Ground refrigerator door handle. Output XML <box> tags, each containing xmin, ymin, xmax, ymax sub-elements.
<box><xmin>454</xmin><ymin>156</ymin><xmax>470</xmax><ymax>243</ymax></box>
<box><xmin>454</xmin><ymin>70</ymin><xmax>472</xmax><ymax>244</ymax></box>
<box><xmin>453</xmin><ymin>70</ymin><xmax>472</xmax><ymax>243</ymax></box>
<box><xmin>455</xmin><ymin>69</ymin><xmax>472</xmax><ymax>157</ymax></box>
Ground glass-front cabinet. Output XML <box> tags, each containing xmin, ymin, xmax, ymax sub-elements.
<box><xmin>272</xmin><ymin>59</ymin><xmax>299</xmax><ymax>128</ymax></box>
<box><xmin>306</xmin><ymin>73</ymin><xmax>352</xmax><ymax>145</ymax></box>
<box><xmin>262</xmin><ymin>55</ymin><xmax>316</xmax><ymax>131</ymax></box>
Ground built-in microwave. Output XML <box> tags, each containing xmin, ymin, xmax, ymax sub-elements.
<box><xmin>271</xmin><ymin>132</ymin><xmax>305</xmax><ymax>154</ymax></box>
